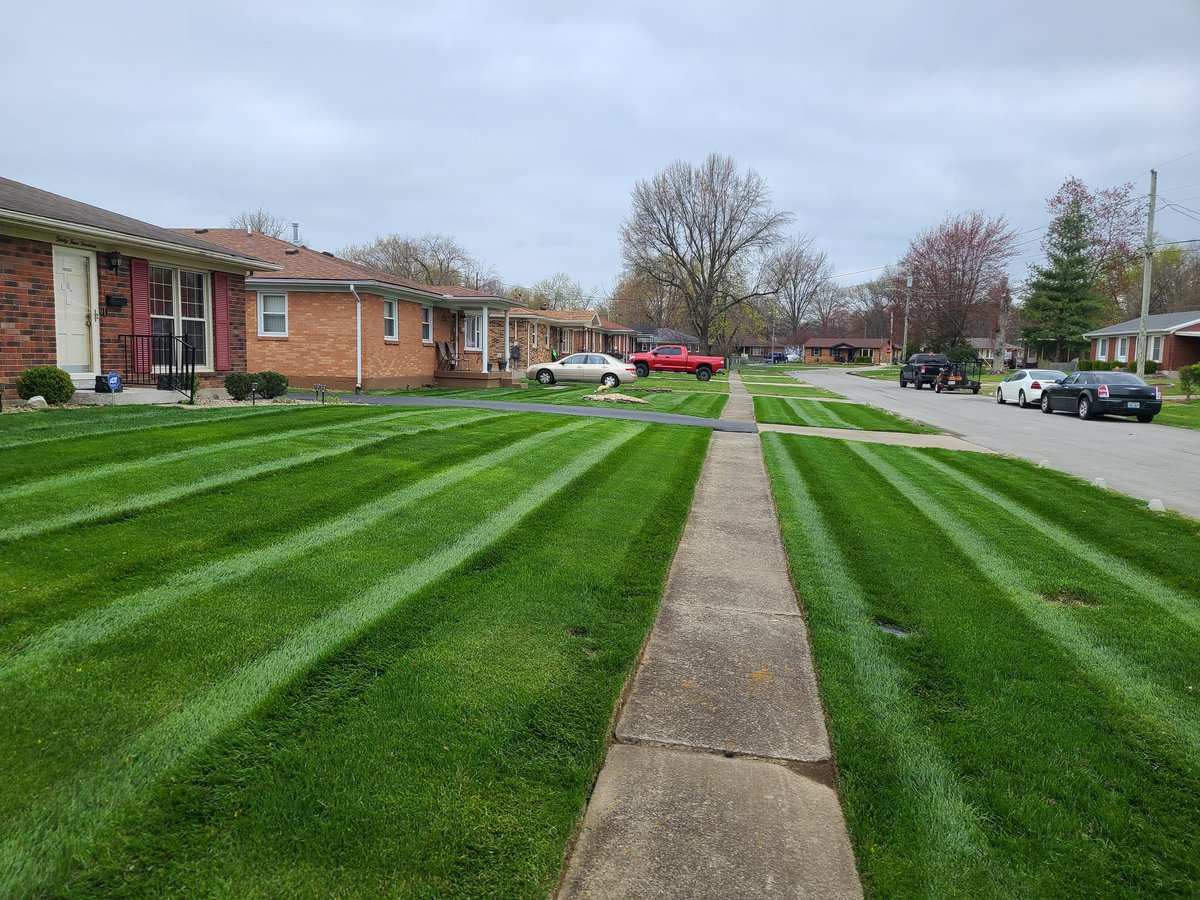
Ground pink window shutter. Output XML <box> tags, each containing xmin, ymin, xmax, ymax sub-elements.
<box><xmin>129</xmin><ymin>258</ymin><xmax>151</xmax><ymax>373</ymax></box>
<box><xmin>212</xmin><ymin>272</ymin><xmax>231</xmax><ymax>371</ymax></box>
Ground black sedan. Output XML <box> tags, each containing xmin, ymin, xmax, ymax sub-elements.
<box><xmin>1040</xmin><ymin>371</ymin><xmax>1162</xmax><ymax>422</ymax></box>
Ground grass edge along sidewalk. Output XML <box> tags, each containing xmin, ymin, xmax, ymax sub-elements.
<box><xmin>762</xmin><ymin>433</ymin><xmax>1200</xmax><ymax>898</ymax></box>
<box><xmin>0</xmin><ymin>407</ymin><xmax>711</xmax><ymax>896</ymax></box>
<box><xmin>754</xmin><ymin>396</ymin><xmax>937</xmax><ymax>433</ymax></box>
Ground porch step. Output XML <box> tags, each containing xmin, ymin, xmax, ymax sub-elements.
<box><xmin>71</xmin><ymin>388</ymin><xmax>186</xmax><ymax>407</ymax></box>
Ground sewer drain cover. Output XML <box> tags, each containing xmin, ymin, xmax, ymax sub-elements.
<box><xmin>874</xmin><ymin>620</ymin><xmax>910</xmax><ymax>639</ymax></box>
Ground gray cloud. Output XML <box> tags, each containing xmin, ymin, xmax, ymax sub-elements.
<box><xmin>3</xmin><ymin>0</ymin><xmax>1197</xmax><ymax>295</ymax></box>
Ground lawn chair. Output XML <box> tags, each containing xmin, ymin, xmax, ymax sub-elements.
<box><xmin>436</xmin><ymin>341</ymin><xmax>460</xmax><ymax>371</ymax></box>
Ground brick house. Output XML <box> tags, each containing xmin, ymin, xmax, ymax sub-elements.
<box><xmin>1</xmin><ymin>177</ymin><xmax>271</xmax><ymax>394</ymax></box>
<box><xmin>1083</xmin><ymin>311</ymin><xmax>1200</xmax><ymax>372</ymax></box>
<box><xmin>634</xmin><ymin>325</ymin><xmax>701</xmax><ymax>353</ymax></box>
<box><xmin>485</xmin><ymin>309</ymin><xmax>636</xmax><ymax>369</ymax></box>
<box><xmin>802</xmin><ymin>337</ymin><xmax>894</xmax><ymax>364</ymax></box>
<box><xmin>184</xmin><ymin>230</ymin><xmax>523</xmax><ymax>390</ymax></box>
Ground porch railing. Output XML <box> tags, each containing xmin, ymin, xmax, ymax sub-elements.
<box><xmin>119</xmin><ymin>334</ymin><xmax>196</xmax><ymax>402</ymax></box>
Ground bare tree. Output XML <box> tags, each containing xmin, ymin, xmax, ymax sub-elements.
<box><xmin>228</xmin><ymin>207</ymin><xmax>288</xmax><ymax>239</ymax></box>
<box><xmin>519</xmin><ymin>272</ymin><xmax>590</xmax><ymax>310</ymax></box>
<box><xmin>609</xmin><ymin>269</ymin><xmax>686</xmax><ymax>328</ymax></box>
<box><xmin>810</xmin><ymin>282</ymin><xmax>850</xmax><ymax>333</ymax></box>
<box><xmin>620</xmin><ymin>153</ymin><xmax>792</xmax><ymax>352</ymax></box>
<box><xmin>765</xmin><ymin>236</ymin><xmax>831</xmax><ymax>339</ymax></box>
<box><xmin>899</xmin><ymin>211</ymin><xmax>1018</xmax><ymax>349</ymax></box>
<box><xmin>341</xmin><ymin>233</ymin><xmax>500</xmax><ymax>290</ymax></box>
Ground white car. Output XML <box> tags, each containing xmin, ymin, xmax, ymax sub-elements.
<box><xmin>995</xmin><ymin>369</ymin><xmax>1066</xmax><ymax>408</ymax></box>
<box><xmin>527</xmin><ymin>353</ymin><xmax>638</xmax><ymax>387</ymax></box>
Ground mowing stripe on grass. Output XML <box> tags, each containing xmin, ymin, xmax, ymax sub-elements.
<box><xmin>762</xmin><ymin>433</ymin><xmax>995</xmax><ymax>883</ymax></box>
<box><xmin>0</xmin><ymin>418</ymin><xmax>594</xmax><ymax>681</ymax></box>
<box><xmin>912</xmin><ymin>452</ymin><xmax>1200</xmax><ymax>634</ymax></box>
<box><xmin>813</xmin><ymin>402</ymin><xmax>861</xmax><ymax>430</ymax></box>
<box><xmin>0</xmin><ymin>404</ymin><xmax>302</xmax><ymax>451</ymax></box>
<box><xmin>0</xmin><ymin>423</ymin><xmax>645</xmax><ymax>897</ymax></box>
<box><xmin>0</xmin><ymin>408</ymin><xmax>432</xmax><ymax>501</ymax></box>
<box><xmin>0</xmin><ymin>410</ymin><xmax>501</xmax><ymax>544</ymax></box>
<box><xmin>845</xmin><ymin>442</ymin><xmax>1200</xmax><ymax>757</ymax></box>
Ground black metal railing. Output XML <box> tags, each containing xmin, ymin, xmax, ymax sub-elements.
<box><xmin>119</xmin><ymin>334</ymin><xmax>197</xmax><ymax>402</ymax></box>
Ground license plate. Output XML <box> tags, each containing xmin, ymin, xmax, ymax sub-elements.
<box><xmin>1128</xmin><ymin>401</ymin><xmax>1140</xmax><ymax>409</ymax></box>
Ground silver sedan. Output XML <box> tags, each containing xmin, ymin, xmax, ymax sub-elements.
<box><xmin>527</xmin><ymin>353</ymin><xmax>639</xmax><ymax>386</ymax></box>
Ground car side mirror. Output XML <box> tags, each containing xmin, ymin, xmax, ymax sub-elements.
<box><xmin>1054</xmin><ymin>378</ymin><xmax>1063</xmax><ymax>384</ymax></box>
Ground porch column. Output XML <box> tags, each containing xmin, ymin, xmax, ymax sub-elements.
<box><xmin>481</xmin><ymin>305</ymin><xmax>489</xmax><ymax>373</ymax></box>
<box><xmin>504</xmin><ymin>310</ymin><xmax>511</xmax><ymax>371</ymax></box>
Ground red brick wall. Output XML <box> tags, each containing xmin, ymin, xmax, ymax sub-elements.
<box><xmin>244</xmin><ymin>288</ymin><xmax>452</xmax><ymax>388</ymax></box>
<box><xmin>0</xmin><ymin>235</ymin><xmax>56</xmax><ymax>383</ymax></box>
<box><xmin>1165</xmin><ymin>334</ymin><xmax>1200</xmax><ymax>371</ymax></box>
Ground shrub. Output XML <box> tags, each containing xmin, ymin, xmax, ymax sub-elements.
<box><xmin>255</xmin><ymin>371</ymin><xmax>289</xmax><ymax>399</ymax></box>
<box><xmin>946</xmin><ymin>345</ymin><xmax>979</xmax><ymax>364</ymax></box>
<box><xmin>1078</xmin><ymin>359</ymin><xmax>1094</xmax><ymax>371</ymax></box>
<box><xmin>1180</xmin><ymin>364</ymin><xmax>1200</xmax><ymax>400</ymax></box>
<box><xmin>15</xmin><ymin>366</ymin><xmax>75</xmax><ymax>404</ymax></box>
<box><xmin>1144</xmin><ymin>360</ymin><xmax>1159</xmax><ymax>375</ymax></box>
<box><xmin>224</xmin><ymin>373</ymin><xmax>252</xmax><ymax>401</ymax></box>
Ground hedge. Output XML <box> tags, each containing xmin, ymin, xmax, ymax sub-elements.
<box><xmin>224</xmin><ymin>371</ymin><xmax>289</xmax><ymax>401</ymax></box>
<box><xmin>15</xmin><ymin>366</ymin><xmax>76</xmax><ymax>404</ymax></box>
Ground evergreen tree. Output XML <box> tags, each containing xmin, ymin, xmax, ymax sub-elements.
<box><xmin>1021</xmin><ymin>200</ymin><xmax>1104</xmax><ymax>360</ymax></box>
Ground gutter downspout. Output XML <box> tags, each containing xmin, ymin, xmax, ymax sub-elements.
<box><xmin>349</xmin><ymin>283</ymin><xmax>363</xmax><ymax>393</ymax></box>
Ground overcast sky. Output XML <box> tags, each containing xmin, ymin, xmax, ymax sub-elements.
<box><xmin>3</xmin><ymin>0</ymin><xmax>1198</xmax><ymax>297</ymax></box>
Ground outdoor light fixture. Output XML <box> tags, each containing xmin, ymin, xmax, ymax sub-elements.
<box><xmin>105</xmin><ymin>251</ymin><xmax>123</xmax><ymax>272</ymax></box>
<box><xmin>250</xmin><ymin>380</ymin><xmax>259</xmax><ymax>406</ymax></box>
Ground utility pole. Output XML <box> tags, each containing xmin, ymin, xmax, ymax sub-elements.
<box><xmin>901</xmin><ymin>274</ymin><xmax>913</xmax><ymax>364</ymax></box>
<box><xmin>1136</xmin><ymin>169</ymin><xmax>1158</xmax><ymax>377</ymax></box>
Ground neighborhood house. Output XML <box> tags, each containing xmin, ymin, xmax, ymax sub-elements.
<box><xmin>1084</xmin><ymin>311</ymin><xmax>1200</xmax><ymax>372</ymax></box>
<box><xmin>1</xmin><ymin>177</ymin><xmax>272</xmax><ymax>396</ymax></box>
<box><xmin>803</xmin><ymin>337</ymin><xmax>894</xmax><ymax>364</ymax></box>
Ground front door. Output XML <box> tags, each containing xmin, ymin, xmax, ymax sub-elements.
<box><xmin>54</xmin><ymin>249</ymin><xmax>98</xmax><ymax>374</ymax></box>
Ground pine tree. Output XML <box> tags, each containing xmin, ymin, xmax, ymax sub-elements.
<box><xmin>1021</xmin><ymin>200</ymin><xmax>1104</xmax><ymax>361</ymax></box>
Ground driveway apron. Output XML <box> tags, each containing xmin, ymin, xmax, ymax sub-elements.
<box><xmin>558</xmin><ymin>374</ymin><xmax>862</xmax><ymax>899</ymax></box>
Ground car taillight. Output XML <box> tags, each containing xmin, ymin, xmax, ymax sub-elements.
<box><xmin>625</xmin><ymin>366</ymin><xmax>636</xmax><ymax>373</ymax></box>
<box><xmin>1030</xmin><ymin>381</ymin><xmax>1041</xmax><ymax>390</ymax></box>
<box><xmin>1155</xmin><ymin>386</ymin><xmax>1162</xmax><ymax>400</ymax></box>
<box><xmin>1098</xmin><ymin>384</ymin><xmax>1109</xmax><ymax>398</ymax></box>
<box><xmin>920</xmin><ymin>365</ymin><xmax>926</xmax><ymax>373</ymax></box>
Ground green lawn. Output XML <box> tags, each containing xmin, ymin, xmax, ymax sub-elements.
<box><xmin>740</xmin><ymin>381</ymin><xmax>843</xmax><ymax>399</ymax></box>
<box><xmin>0</xmin><ymin>404</ymin><xmax>710</xmax><ymax>896</ymax></box>
<box><xmin>753</xmin><ymin>397</ymin><xmax>936</xmax><ymax>433</ymax></box>
<box><xmin>763</xmin><ymin>434</ymin><xmax>1200</xmax><ymax>898</ymax></box>
<box><xmin>1157</xmin><ymin>399</ymin><xmax>1200</xmax><ymax>430</ymax></box>
<box><xmin>366</xmin><ymin>382</ymin><xmax>729</xmax><ymax>414</ymax></box>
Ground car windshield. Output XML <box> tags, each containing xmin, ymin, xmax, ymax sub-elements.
<box><xmin>1098</xmin><ymin>373</ymin><xmax>1147</xmax><ymax>385</ymax></box>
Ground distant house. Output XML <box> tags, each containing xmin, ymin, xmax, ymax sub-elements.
<box><xmin>1</xmin><ymin>177</ymin><xmax>271</xmax><ymax>395</ymax></box>
<box><xmin>184</xmin><ymin>229</ymin><xmax>522</xmax><ymax>389</ymax></box>
<box><xmin>1083</xmin><ymin>311</ymin><xmax>1200</xmax><ymax>371</ymax></box>
<box><xmin>732</xmin><ymin>337</ymin><xmax>777</xmax><ymax>361</ymax></box>
<box><xmin>967</xmin><ymin>337</ymin><xmax>1022</xmax><ymax>368</ymax></box>
<box><xmin>488</xmin><ymin>309</ymin><xmax>636</xmax><ymax>366</ymax></box>
<box><xmin>635</xmin><ymin>325</ymin><xmax>700</xmax><ymax>352</ymax></box>
<box><xmin>802</xmin><ymin>337</ymin><xmax>894</xmax><ymax>364</ymax></box>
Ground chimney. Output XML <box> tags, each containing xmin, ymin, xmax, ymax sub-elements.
<box><xmin>291</xmin><ymin>223</ymin><xmax>300</xmax><ymax>246</ymax></box>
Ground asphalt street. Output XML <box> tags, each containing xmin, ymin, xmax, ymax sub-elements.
<box><xmin>796</xmin><ymin>368</ymin><xmax>1200</xmax><ymax>520</ymax></box>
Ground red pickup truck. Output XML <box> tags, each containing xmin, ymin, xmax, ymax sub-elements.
<box><xmin>630</xmin><ymin>345</ymin><xmax>727</xmax><ymax>381</ymax></box>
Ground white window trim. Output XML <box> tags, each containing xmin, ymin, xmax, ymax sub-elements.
<box><xmin>1117</xmin><ymin>336</ymin><xmax>1129</xmax><ymax>361</ymax></box>
<box><xmin>151</xmin><ymin>263</ymin><xmax>214</xmax><ymax>371</ymax></box>
<box><xmin>258</xmin><ymin>291</ymin><xmax>289</xmax><ymax>337</ymax></box>
<box><xmin>383</xmin><ymin>299</ymin><xmax>398</xmax><ymax>341</ymax></box>
<box><xmin>421</xmin><ymin>305</ymin><xmax>433</xmax><ymax>343</ymax></box>
<box><xmin>464</xmin><ymin>313</ymin><xmax>482</xmax><ymax>350</ymax></box>
<box><xmin>1096</xmin><ymin>337</ymin><xmax>1108</xmax><ymax>361</ymax></box>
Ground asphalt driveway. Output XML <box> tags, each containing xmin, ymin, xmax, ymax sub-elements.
<box><xmin>796</xmin><ymin>368</ymin><xmax>1200</xmax><ymax>519</ymax></box>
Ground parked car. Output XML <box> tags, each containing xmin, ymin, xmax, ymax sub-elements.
<box><xmin>785</xmin><ymin>352</ymin><xmax>801</xmax><ymax>362</ymax></box>
<box><xmin>995</xmin><ymin>368</ymin><xmax>1066</xmax><ymax>408</ymax></box>
<box><xmin>527</xmin><ymin>353</ymin><xmax>638</xmax><ymax>386</ymax></box>
<box><xmin>899</xmin><ymin>353</ymin><xmax>950</xmax><ymax>389</ymax></box>
<box><xmin>629</xmin><ymin>345</ymin><xmax>727</xmax><ymax>381</ymax></box>
<box><xmin>1040</xmin><ymin>371</ymin><xmax>1163</xmax><ymax>422</ymax></box>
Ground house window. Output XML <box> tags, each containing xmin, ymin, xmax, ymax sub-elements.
<box><xmin>1150</xmin><ymin>335</ymin><xmax>1163</xmax><ymax>362</ymax></box>
<box><xmin>1117</xmin><ymin>336</ymin><xmax>1129</xmax><ymax>361</ymax></box>
<box><xmin>1097</xmin><ymin>337</ymin><xmax>1108</xmax><ymax>361</ymax></box>
<box><xmin>151</xmin><ymin>264</ymin><xmax>211</xmax><ymax>367</ymax></box>
<box><xmin>533</xmin><ymin>322</ymin><xmax>538</xmax><ymax>347</ymax></box>
<box><xmin>464</xmin><ymin>313</ymin><xmax>482</xmax><ymax>350</ymax></box>
<box><xmin>258</xmin><ymin>293</ymin><xmax>288</xmax><ymax>336</ymax></box>
<box><xmin>384</xmin><ymin>299</ymin><xmax>397</xmax><ymax>340</ymax></box>
<box><xmin>546</xmin><ymin>325</ymin><xmax>551</xmax><ymax>349</ymax></box>
<box><xmin>421</xmin><ymin>305</ymin><xmax>433</xmax><ymax>342</ymax></box>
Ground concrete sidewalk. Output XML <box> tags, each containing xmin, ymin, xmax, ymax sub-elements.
<box><xmin>558</xmin><ymin>374</ymin><xmax>862</xmax><ymax>899</ymax></box>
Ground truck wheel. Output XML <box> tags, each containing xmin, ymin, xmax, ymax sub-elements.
<box><xmin>635</xmin><ymin>363</ymin><xmax>649</xmax><ymax>378</ymax></box>
<box><xmin>536</xmin><ymin>369</ymin><xmax>555</xmax><ymax>385</ymax></box>
<box><xmin>913</xmin><ymin>380</ymin><xmax>922</xmax><ymax>390</ymax></box>
<box><xmin>696</xmin><ymin>367</ymin><xmax>712</xmax><ymax>382</ymax></box>
<box><xmin>899</xmin><ymin>376</ymin><xmax>907</xmax><ymax>387</ymax></box>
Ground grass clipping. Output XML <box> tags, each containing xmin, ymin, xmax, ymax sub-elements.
<box><xmin>582</xmin><ymin>391</ymin><xmax>648</xmax><ymax>404</ymax></box>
